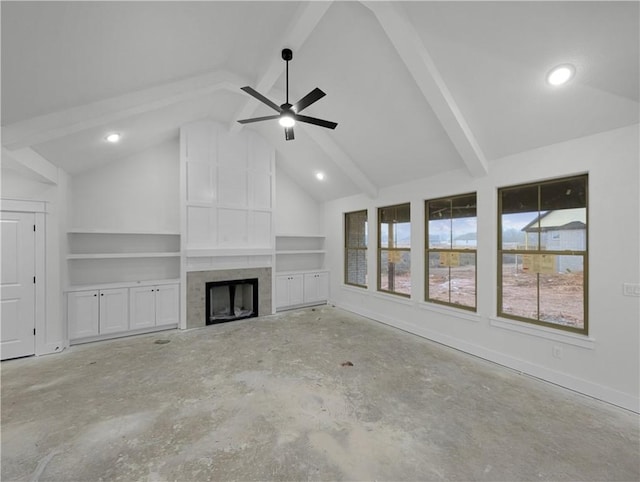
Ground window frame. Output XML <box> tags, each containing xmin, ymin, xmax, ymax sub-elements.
<box><xmin>425</xmin><ymin>192</ymin><xmax>477</xmax><ymax>312</ymax></box>
<box><xmin>344</xmin><ymin>209</ymin><xmax>368</xmax><ymax>288</ymax></box>
<box><xmin>377</xmin><ymin>202</ymin><xmax>411</xmax><ymax>298</ymax></box>
<box><xmin>497</xmin><ymin>174</ymin><xmax>588</xmax><ymax>335</ymax></box>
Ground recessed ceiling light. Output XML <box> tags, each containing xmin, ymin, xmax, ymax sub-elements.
<box><xmin>546</xmin><ymin>64</ymin><xmax>575</xmax><ymax>86</ymax></box>
<box><xmin>105</xmin><ymin>132</ymin><xmax>121</xmax><ymax>143</ymax></box>
<box><xmin>315</xmin><ymin>172</ymin><xmax>325</xmax><ymax>181</ymax></box>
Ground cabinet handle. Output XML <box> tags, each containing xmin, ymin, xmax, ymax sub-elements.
<box><xmin>100</xmin><ymin>293</ymin><xmax>104</xmax><ymax>296</ymax></box>
<box><xmin>93</xmin><ymin>294</ymin><xmax>97</xmax><ymax>297</ymax></box>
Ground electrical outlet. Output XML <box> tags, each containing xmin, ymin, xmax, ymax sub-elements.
<box><xmin>552</xmin><ymin>345</ymin><xmax>563</xmax><ymax>359</ymax></box>
<box><xmin>623</xmin><ymin>283</ymin><xmax>640</xmax><ymax>297</ymax></box>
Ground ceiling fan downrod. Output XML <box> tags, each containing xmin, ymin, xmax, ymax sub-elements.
<box><xmin>282</xmin><ymin>48</ymin><xmax>292</xmax><ymax>106</ymax></box>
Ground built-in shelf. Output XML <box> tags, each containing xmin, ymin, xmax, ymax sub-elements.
<box><xmin>275</xmin><ymin>250</ymin><xmax>326</xmax><ymax>255</ymax></box>
<box><xmin>186</xmin><ymin>248</ymin><xmax>273</xmax><ymax>258</ymax></box>
<box><xmin>275</xmin><ymin>235</ymin><xmax>326</xmax><ymax>273</ymax></box>
<box><xmin>67</xmin><ymin>231</ymin><xmax>181</xmax><ymax>285</ymax></box>
<box><xmin>275</xmin><ymin>233</ymin><xmax>325</xmax><ymax>238</ymax></box>
<box><xmin>68</xmin><ymin>228</ymin><xmax>180</xmax><ymax>235</ymax></box>
<box><xmin>66</xmin><ymin>278</ymin><xmax>181</xmax><ymax>292</ymax></box>
<box><xmin>276</xmin><ymin>269</ymin><xmax>329</xmax><ymax>276</ymax></box>
<box><xmin>68</xmin><ymin>252</ymin><xmax>181</xmax><ymax>260</ymax></box>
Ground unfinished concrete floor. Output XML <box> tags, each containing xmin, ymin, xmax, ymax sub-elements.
<box><xmin>2</xmin><ymin>306</ymin><xmax>639</xmax><ymax>481</ymax></box>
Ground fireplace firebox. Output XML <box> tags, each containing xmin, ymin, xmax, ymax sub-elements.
<box><xmin>205</xmin><ymin>278</ymin><xmax>258</xmax><ymax>325</ymax></box>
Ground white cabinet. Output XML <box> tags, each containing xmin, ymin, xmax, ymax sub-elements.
<box><xmin>67</xmin><ymin>290</ymin><xmax>99</xmax><ymax>339</ymax></box>
<box><xmin>304</xmin><ymin>272</ymin><xmax>329</xmax><ymax>304</ymax></box>
<box><xmin>68</xmin><ymin>288</ymin><xmax>128</xmax><ymax>339</ymax></box>
<box><xmin>99</xmin><ymin>288</ymin><xmax>129</xmax><ymax>334</ymax></box>
<box><xmin>276</xmin><ymin>274</ymin><xmax>304</xmax><ymax>309</ymax></box>
<box><xmin>130</xmin><ymin>284</ymin><xmax>179</xmax><ymax>329</ymax></box>
<box><xmin>275</xmin><ymin>234</ymin><xmax>328</xmax><ymax>311</ymax></box>
<box><xmin>129</xmin><ymin>287</ymin><xmax>156</xmax><ymax>330</ymax></box>
<box><xmin>68</xmin><ymin>281</ymin><xmax>179</xmax><ymax>343</ymax></box>
<box><xmin>276</xmin><ymin>271</ymin><xmax>328</xmax><ymax>311</ymax></box>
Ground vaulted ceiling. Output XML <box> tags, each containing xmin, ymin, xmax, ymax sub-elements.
<box><xmin>2</xmin><ymin>1</ymin><xmax>638</xmax><ymax>201</ymax></box>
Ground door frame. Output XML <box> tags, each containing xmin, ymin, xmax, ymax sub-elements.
<box><xmin>1</xmin><ymin>199</ymin><xmax>47</xmax><ymax>356</ymax></box>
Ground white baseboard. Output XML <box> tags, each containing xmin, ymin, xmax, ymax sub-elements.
<box><xmin>337</xmin><ymin>301</ymin><xmax>640</xmax><ymax>414</ymax></box>
<box><xmin>36</xmin><ymin>341</ymin><xmax>68</xmax><ymax>356</ymax></box>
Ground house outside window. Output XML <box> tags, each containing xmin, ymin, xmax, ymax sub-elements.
<box><xmin>378</xmin><ymin>203</ymin><xmax>411</xmax><ymax>297</ymax></box>
<box><xmin>344</xmin><ymin>210</ymin><xmax>368</xmax><ymax>287</ymax></box>
<box><xmin>498</xmin><ymin>175</ymin><xmax>588</xmax><ymax>334</ymax></box>
<box><xmin>426</xmin><ymin>193</ymin><xmax>477</xmax><ymax>310</ymax></box>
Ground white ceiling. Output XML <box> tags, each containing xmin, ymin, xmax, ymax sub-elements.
<box><xmin>2</xmin><ymin>1</ymin><xmax>638</xmax><ymax>201</ymax></box>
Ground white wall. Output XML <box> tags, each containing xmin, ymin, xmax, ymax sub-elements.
<box><xmin>71</xmin><ymin>138</ymin><xmax>180</xmax><ymax>232</ymax></box>
<box><xmin>275</xmin><ymin>164</ymin><xmax>324</xmax><ymax>235</ymax></box>
<box><xmin>324</xmin><ymin>124</ymin><xmax>640</xmax><ymax>412</ymax></box>
<box><xmin>1</xmin><ymin>167</ymin><xmax>70</xmax><ymax>355</ymax></box>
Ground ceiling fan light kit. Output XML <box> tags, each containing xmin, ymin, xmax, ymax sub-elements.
<box><xmin>238</xmin><ymin>48</ymin><xmax>338</xmax><ymax>141</ymax></box>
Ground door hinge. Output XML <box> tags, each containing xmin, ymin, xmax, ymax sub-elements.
<box><xmin>33</xmin><ymin>276</ymin><xmax>36</xmax><ymax>284</ymax></box>
<box><xmin>33</xmin><ymin>328</ymin><xmax>36</xmax><ymax>336</ymax></box>
<box><xmin>34</xmin><ymin>225</ymin><xmax>36</xmax><ymax>231</ymax></box>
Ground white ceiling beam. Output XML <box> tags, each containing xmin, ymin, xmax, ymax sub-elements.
<box><xmin>365</xmin><ymin>2</ymin><xmax>488</xmax><ymax>178</ymax></box>
<box><xmin>1</xmin><ymin>147</ymin><xmax>58</xmax><ymax>184</ymax></box>
<box><xmin>229</xmin><ymin>1</ymin><xmax>333</xmax><ymax>135</ymax></box>
<box><xmin>2</xmin><ymin>70</ymin><xmax>248</xmax><ymax>151</ymax></box>
<box><xmin>300</xmin><ymin>124</ymin><xmax>378</xmax><ymax>199</ymax></box>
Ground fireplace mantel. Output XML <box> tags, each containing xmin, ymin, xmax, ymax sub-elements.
<box><xmin>186</xmin><ymin>248</ymin><xmax>273</xmax><ymax>257</ymax></box>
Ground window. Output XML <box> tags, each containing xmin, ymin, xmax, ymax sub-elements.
<box><xmin>426</xmin><ymin>193</ymin><xmax>477</xmax><ymax>310</ymax></box>
<box><xmin>498</xmin><ymin>175</ymin><xmax>588</xmax><ymax>334</ymax></box>
<box><xmin>378</xmin><ymin>203</ymin><xmax>411</xmax><ymax>296</ymax></box>
<box><xmin>344</xmin><ymin>210</ymin><xmax>368</xmax><ymax>287</ymax></box>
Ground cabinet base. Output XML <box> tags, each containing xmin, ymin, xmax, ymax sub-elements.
<box><xmin>275</xmin><ymin>300</ymin><xmax>327</xmax><ymax>313</ymax></box>
<box><xmin>70</xmin><ymin>324</ymin><xmax>178</xmax><ymax>346</ymax></box>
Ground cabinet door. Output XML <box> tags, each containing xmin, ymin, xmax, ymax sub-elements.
<box><xmin>275</xmin><ymin>275</ymin><xmax>290</xmax><ymax>309</ymax></box>
<box><xmin>99</xmin><ymin>288</ymin><xmax>129</xmax><ymax>334</ymax></box>
<box><xmin>68</xmin><ymin>290</ymin><xmax>99</xmax><ymax>339</ymax></box>
<box><xmin>303</xmin><ymin>273</ymin><xmax>319</xmax><ymax>303</ymax></box>
<box><xmin>289</xmin><ymin>275</ymin><xmax>304</xmax><ymax>306</ymax></box>
<box><xmin>155</xmin><ymin>284</ymin><xmax>179</xmax><ymax>326</ymax></box>
<box><xmin>316</xmin><ymin>272</ymin><xmax>329</xmax><ymax>301</ymax></box>
<box><xmin>129</xmin><ymin>286</ymin><xmax>156</xmax><ymax>330</ymax></box>
<box><xmin>304</xmin><ymin>272</ymin><xmax>329</xmax><ymax>304</ymax></box>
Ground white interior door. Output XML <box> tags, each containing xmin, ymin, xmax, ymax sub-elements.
<box><xmin>1</xmin><ymin>211</ymin><xmax>36</xmax><ymax>360</ymax></box>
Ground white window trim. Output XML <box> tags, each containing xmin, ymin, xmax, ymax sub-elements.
<box><xmin>418</xmin><ymin>301</ymin><xmax>481</xmax><ymax>323</ymax></box>
<box><xmin>490</xmin><ymin>316</ymin><xmax>595</xmax><ymax>349</ymax></box>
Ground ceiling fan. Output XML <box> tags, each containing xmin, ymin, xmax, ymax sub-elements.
<box><xmin>237</xmin><ymin>48</ymin><xmax>338</xmax><ymax>141</ymax></box>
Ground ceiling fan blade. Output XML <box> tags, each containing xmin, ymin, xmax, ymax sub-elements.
<box><xmin>284</xmin><ymin>126</ymin><xmax>295</xmax><ymax>141</ymax></box>
<box><xmin>294</xmin><ymin>114</ymin><xmax>338</xmax><ymax>130</ymax></box>
<box><xmin>237</xmin><ymin>115</ymin><xmax>281</xmax><ymax>125</ymax></box>
<box><xmin>292</xmin><ymin>87</ymin><xmax>326</xmax><ymax>113</ymax></box>
<box><xmin>240</xmin><ymin>86</ymin><xmax>282</xmax><ymax>112</ymax></box>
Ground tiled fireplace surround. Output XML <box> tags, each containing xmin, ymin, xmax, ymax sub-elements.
<box><xmin>186</xmin><ymin>268</ymin><xmax>272</xmax><ymax>329</ymax></box>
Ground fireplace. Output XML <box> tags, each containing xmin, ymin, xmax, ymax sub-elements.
<box><xmin>186</xmin><ymin>268</ymin><xmax>271</xmax><ymax>329</ymax></box>
<box><xmin>205</xmin><ymin>278</ymin><xmax>258</xmax><ymax>325</ymax></box>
